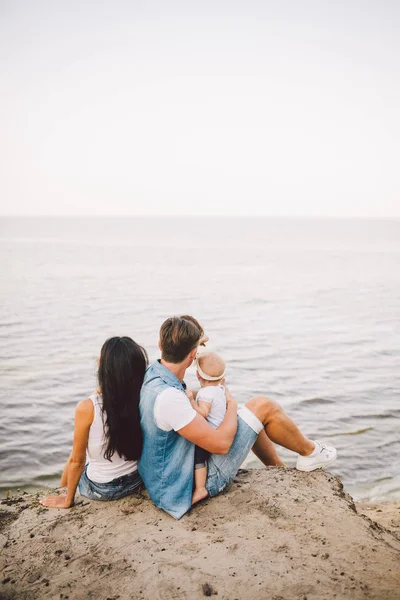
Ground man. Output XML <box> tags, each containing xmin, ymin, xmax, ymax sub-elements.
<box><xmin>138</xmin><ymin>316</ymin><xmax>336</xmax><ymax>519</ymax></box>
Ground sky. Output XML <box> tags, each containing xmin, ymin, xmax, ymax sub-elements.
<box><xmin>0</xmin><ymin>1</ymin><xmax>399</xmax><ymax>217</ymax></box>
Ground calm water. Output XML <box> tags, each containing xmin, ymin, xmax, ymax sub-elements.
<box><xmin>0</xmin><ymin>217</ymin><xmax>399</xmax><ymax>501</ymax></box>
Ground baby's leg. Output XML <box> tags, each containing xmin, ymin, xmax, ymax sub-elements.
<box><xmin>192</xmin><ymin>446</ymin><xmax>209</xmax><ymax>504</ymax></box>
<box><xmin>192</xmin><ymin>465</ymin><xmax>208</xmax><ymax>504</ymax></box>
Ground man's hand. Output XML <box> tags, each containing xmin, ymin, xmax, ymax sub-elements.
<box><xmin>40</xmin><ymin>494</ymin><xmax>71</xmax><ymax>509</ymax></box>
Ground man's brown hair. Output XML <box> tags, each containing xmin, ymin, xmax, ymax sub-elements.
<box><xmin>160</xmin><ymin>315</ymin><xmax>203</xmax><ymax>363</ymax></box>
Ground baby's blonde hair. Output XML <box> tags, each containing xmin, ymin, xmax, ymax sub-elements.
<box><xmin>197</xmin><ymin>352</ymin><xmax>225</xmax><ymax>382</ymax></box>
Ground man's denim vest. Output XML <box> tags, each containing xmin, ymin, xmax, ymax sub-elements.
<box><xmin>138</xmin><ymin>360</ymin><xmax>195</xmax><ymax>519</ymax></box>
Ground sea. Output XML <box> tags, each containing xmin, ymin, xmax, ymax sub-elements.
<box><xmin>0</xmin><ymin>216</ymin><xmax>399</xmax><ymax>502</ymax></box>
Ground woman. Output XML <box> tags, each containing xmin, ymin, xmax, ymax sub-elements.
<box><xmin>42</xmin><ymin>336</ymin><xmax>148</xmax><ymax>508</ymax></box>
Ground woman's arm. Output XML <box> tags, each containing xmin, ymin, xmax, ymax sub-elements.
<box><xmin>41</xmin><ymin>399</ymin><xmax>93</xmax><ymax>508</ymax></box>
<box><xmin>60</xmin><ymin>453</ymin><xmax>72</xmax><ymax>487</ymax></box>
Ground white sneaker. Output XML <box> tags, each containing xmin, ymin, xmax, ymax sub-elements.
<box><xmin>296</xmin><ymin>440</ymin><xmax>337</xmax><ymax>472</ymax></box>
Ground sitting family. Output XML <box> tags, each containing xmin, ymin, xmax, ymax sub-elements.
<box><xmin>42</xmin><ymin>316</ymin><xmax>337</xmax><ymax>519</ymax></box>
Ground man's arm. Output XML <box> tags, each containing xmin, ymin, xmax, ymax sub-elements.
<box><xmin>178</xmin><ymin>391</ymin><xmax>237</xmax><ymax>454</ymax></box>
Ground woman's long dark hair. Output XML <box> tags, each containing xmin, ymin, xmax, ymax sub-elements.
<box><xmin>98</xmin><ymin>336</ymin><xmax>148</xmax><ymax>462</ymax></box>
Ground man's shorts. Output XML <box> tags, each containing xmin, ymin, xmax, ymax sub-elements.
<box><xmin>205</xmin><ymin>406</ymin><xmax>264</xmax><ymax>497</ymax></box>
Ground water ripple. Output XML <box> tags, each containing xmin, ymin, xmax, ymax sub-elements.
<box><xmin>1</xmin><ymin>217</ymin><xmax>400</xmax><ymax>501</ymax></box>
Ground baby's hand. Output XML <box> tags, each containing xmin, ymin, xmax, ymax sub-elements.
<box><xmin>224</xmin><ymin>386</ymin><xmax>237</xmax><ymax>410</ymax></box>
<box><xmin>186</xmin><ymin>390</ymin><xmax>195</xmax><ymax>402</ymax></box>
<box><xmin>199</xmin><ymin>334</ymin><xmax>209</xmax><ymax>347</ymax></box>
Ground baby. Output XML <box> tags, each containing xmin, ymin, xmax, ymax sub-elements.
<box><xmin>188</xmin><ymin>351</ymin><xmax>227</xmax><ymax>504</ymax></box>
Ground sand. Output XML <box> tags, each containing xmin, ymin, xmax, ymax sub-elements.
<box><xmin>1</xmin><ymin>468</ymin><xmax>399</xmax><ymax>600</ymax></box>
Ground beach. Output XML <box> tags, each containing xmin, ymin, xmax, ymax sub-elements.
<box><xmin>1</xmin><ymin>217</ymin><xmax>400</xmax><ymax>598</ymax></box>
<box><xmin>2</xmin><ymin>3</ymin><xmax>400</xmax><ymax>596</ymax></box>
<box><xmin>1</xmin><ymin>468</ymin><xmax>399</xmax><ymax>600</ymax></box>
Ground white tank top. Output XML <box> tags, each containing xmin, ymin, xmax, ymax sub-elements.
<box><xmin>86</xmin><ymin>393</ymin><xmax>138</xmax><ymax>483</ymax></box>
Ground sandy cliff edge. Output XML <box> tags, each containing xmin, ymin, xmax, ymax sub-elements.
<box><xmin>1</xmin><ymin>468</ymin><xmax>399</xmax><ymax>600</ymax></box>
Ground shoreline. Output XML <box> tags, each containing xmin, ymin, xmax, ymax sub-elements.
<box><xmin>1</xmin><ymin>468</ymin><xmax>400</xmax><ymax>600</ymax></box>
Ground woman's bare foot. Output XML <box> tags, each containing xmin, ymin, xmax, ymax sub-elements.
<box><xmin>192</xmin><ymin>487</ymin><xmax>208</xmax><ymax>504</ymax></box>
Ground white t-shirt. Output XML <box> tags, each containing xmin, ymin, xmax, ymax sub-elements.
<box><xmin>154</xmin><ymin>387</ymin><xmax>197</xmax><ymax>431</ymax></box>
<box><xmin>196</xmin><ymin>384</ymin><xmax>227</xmax><ymax>429</ymax></box>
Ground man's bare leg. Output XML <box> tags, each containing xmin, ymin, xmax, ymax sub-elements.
<box><xmin>252</xmin><ymin>429</ymin><xmax>285</xmax><ymax>467</ymax></box>
<box><xmin>246</xmin><ymin>396</ymin><xmax>315</xmax><ymax>456</ymax></box>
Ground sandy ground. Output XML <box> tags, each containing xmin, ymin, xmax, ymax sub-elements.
<box><xmin>355</xmin><ymin>500</ymin><xmax>400</xmax><ymax>535</ymax></box>
<box><xmin>1</xmin><ymin>468</ymin><xmax>399</xmax><ymax>600</ymax></box>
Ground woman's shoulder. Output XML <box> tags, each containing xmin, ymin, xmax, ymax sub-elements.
<box><xmin>75</xmin><ymin>397</ymin><xmax>95</xmax><ymax>424</ymax></box>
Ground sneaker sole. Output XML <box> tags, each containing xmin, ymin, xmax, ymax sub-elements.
<box><xmin>296</xmin><ymin>454</ymin><xmax>337</xmax><ymax>472</ymax></box>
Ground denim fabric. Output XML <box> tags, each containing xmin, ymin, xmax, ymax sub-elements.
<box><xmin>205</xmin><ymin>415</ymin><xmax>258</xmax><ymax>497</ymax></box>
<box><xmin>78</xmin><ymin>465</ymin><xmax>143</xmax><ymax>501</ymax></box>
<box><xmin>138</xmin><ymin>361</ymin><xmax>195</xmax><ymax>520</ymax></box>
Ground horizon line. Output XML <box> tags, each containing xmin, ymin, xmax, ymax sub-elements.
<box><xmin>1</xmin><ymin>214</ymin><xmax>399</xmax><ymax>221</ymax></box>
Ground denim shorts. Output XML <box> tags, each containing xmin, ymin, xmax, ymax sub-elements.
<box><xmin>78</xmin><ymin>465</ymin><xmax>143</xmax><ymax>501</ymax></box>
<box><xmin>205</xmin><ymin>407</ymin><xmax>263</xmax><ymax>497</ymax></box>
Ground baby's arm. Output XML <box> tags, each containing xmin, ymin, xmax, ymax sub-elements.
<box><xmin>193</xmin><ymin>400</ymin><xmax>211</xmax><ymax>420</ymax></box>
<box><xmin>186</xmin><ymin>391</ymin><xmax>211</xmax><ymax>420</ymax></box>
